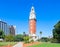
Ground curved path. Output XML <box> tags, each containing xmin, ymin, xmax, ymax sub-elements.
<box><xmin>13</xmin><ymin>42</ymin><xmax>23</xmax><ymax>47</ymax></box>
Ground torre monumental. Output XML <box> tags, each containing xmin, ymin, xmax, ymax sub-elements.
<box><xmin>29</xmin><ymin>6</ymin><xmax>37</xmax><ymax>41</ymax></box>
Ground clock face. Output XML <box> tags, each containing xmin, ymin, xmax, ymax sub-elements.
<box><xmin>31</xmin><ymin>14</ymin><xmax>35</xmax><ymax>18</ymax></box>
<box><xmin>29</xmin><ymin>12</ymin><xmax>36</xmax><ymax>19</ymax></box>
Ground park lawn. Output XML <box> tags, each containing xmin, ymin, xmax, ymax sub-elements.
<box><xmin>28</xmin><ymin>42</ymin><xmax>60</xmax><ymax>47</ymax></box>
<box><xmin>0</xmin><ymin>42</ymin><xmax>17</xmax><ymax>46</ymax></box>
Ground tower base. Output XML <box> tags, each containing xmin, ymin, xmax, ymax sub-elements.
<box><xmin>29</xmin><ymin>34</ymin><xmax>38</xmax><ymax>41</ymax></box>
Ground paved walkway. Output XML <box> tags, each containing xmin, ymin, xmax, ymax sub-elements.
<box><xmin>13</xmin><ymin>42</ymin><xmax>23</xmax><ymax>47</ymax></box>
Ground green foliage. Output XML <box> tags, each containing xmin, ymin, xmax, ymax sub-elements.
<box><xmin>51</xmin><ymin>38</ymin><xmax>58</xmax><ymax>43</ymax></box>
<box><xmin>5</xmin><ymin>35</ymin><xmax>14</xmax><ymax>42</ymax></box>
<box><xmin>30</xmin><ymin>39</ymin><xmax>34</xmax><ymax>43</ymax></box>
<box><xmin>41</xmin><ymin>37</ymin><xmax>49</xmax><ymax>42</ymax></box>
<box><xmin>53</xmin><ymin>21</ymin><xmax>60</xmax><ymax>43</ymax></box>
<box><xmin>54</xmin><ymin>21</ymin><xmax>60</xmax><ymax>28</ymax></box>
<box><xmin>0</xmin><ymin>29</ymin><xmax>5</xmax><ymax>39</ymax></box>
<box><xmin>14</xmin><ymin>34</ymin><xmax>24</xmax><ymax>42</ymax></box>
<box><xmin>24</xmin><ymin>36</ymin><xmax>29</xmax><ymax>43</ymax></box>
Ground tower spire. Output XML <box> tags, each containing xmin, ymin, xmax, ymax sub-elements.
<box><xmin>29</xmin><ymin>6</ymin><xmax>36</xmax><ymax>20</ymax></box>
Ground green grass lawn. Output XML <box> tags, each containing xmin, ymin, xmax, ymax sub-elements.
<box><xmin>28</xmin><ymin>42</ymin><xmax>60</xmax><ymax>47</ymax></box>
<box><xmin>0</xmin><ymin>42</ymin><xmax>17</xmax><ymax>46</ymax></box>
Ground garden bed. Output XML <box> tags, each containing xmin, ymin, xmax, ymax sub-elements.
<box><xmin>23</xmin><ymin>42</ymin><xmax>40</xmax><ymax>47</ymax></box>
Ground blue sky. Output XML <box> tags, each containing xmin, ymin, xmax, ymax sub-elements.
<box><xmin>0</xmin><ymin>0</ymin><xmax>60</xmax><ymax>37</ymax></box>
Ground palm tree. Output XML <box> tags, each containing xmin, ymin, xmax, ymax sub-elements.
<box><xmin>23</xmin><ymin>32</ymin><xmax>26</xmax><ymax>36</ymax></box>
<box><xmin>40</xmin><ymin>31</ymin><xmax>42</xmax><ymax>39</ymax></box>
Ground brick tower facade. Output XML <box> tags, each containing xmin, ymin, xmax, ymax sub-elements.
<box><xmin>29</xmin><ymin>6</ymin><xmax>37</xmax><ymax>41</ymax></box>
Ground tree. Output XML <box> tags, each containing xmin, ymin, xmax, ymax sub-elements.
<box><xmin>40</xmin><ymin>31</ymin><xmax>42</xmax><ymax>39</ymax></box>
<box><xmin>24</xmin><ymin>36</ymin><xmax>29</xmax><ymax>43</ymax></box>
<box><xmin>41</xmin><ymin>37</ymin><xmax>49</xmax><ymax>42</ymax></box>
<box><xmin>53</xmin><ymin>21</ymin><xmax>60</xmax><ymax>43</ymax></box>
<box><xmin>0</xmin><ymin>29</ymin><xmax>5</xmax><ymax>39</ymax></box>
<box><xmin>14</xmin><ymin>34</ymin><xmax>24</xmax><ymax>42</ymax></box>
<box><xmin>5</xmin><ymin>35</ymin><xmax>14</xmax><ymax>42</ymax></box>
<box><xmin>23</xmin><ymin>32</ymin><xmax>26</xmax><ymax>36</ymax></box>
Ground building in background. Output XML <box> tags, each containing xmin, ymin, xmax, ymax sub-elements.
<box><xmin>0</xmin><ymin>20</ymin><xmax>10</xmax><ymax>35</ymax></box>
<box><xmin>0</xmin><ymin>20</ymin><xmax>15</xmax><ymax>35</ymax></box>
<box><xmin>9</xmin><ymin>25</ymin><xmax>15</xmax><ymax>36</ymax></box>
<box><xmin>29</xmin><ymin>6</ymin><xmax>38</xmax><ymax>41</ymax></box>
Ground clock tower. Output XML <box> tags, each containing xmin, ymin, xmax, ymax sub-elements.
<box><xmin>29</xmin><ymin>6</ymin><xmax>37</xmax><ymax>41</ymax></box>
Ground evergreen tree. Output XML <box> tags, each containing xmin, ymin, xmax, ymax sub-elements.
<box><xmin>53</xmin><ymin>21</ymin><xmax>60</xmax><ymax>43</ymax></box>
